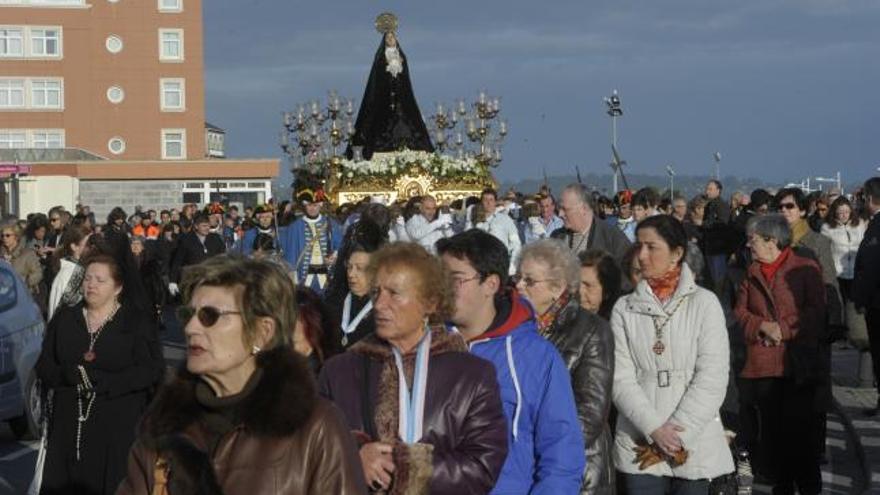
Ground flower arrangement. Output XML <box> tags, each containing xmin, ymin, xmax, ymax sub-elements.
<box><xmin>334</xmin><ymin>150</ymin><xmax>487</xmax><ymax>184</ymax></box>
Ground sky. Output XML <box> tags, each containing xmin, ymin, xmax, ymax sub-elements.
<box><xmin>203</xmin><ymin>0</ymin><xmax>879</xmax><ymax>187</ymax></box>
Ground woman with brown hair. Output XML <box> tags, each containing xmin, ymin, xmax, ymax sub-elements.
<box><xmin>36</xmin><ymin>253</ymin><xmax>164</xmax><ymax>494</ymax></box>
<box><xmin>294</xmin><ymin>286</ymin><xmax>340</xmax><ymax>375</ymax></box>
<box><xmin>47</xmin><ymin>224</ymin><xmax>92</xmax><ymax>320</ymax></box>
<box><xmin>319</xmin><ymin>242</ymin><xmax>508</xmax><ymax>493</ymax></box>
<box><xmin>118</xmin><ymin>255</ymin><xmax>365</xmax><ymax>494</ymax></box>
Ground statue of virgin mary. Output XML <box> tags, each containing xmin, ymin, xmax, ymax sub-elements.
<box><xmin>346</xmin><ymin>14</ymin><xmax>434</xmax><ymax>161</ymax></box>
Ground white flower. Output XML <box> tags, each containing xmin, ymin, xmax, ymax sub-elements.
<box><xmin>347</xmin><ymin>172</ymin><xmax>353</xmax><ymax>178</ymax></box>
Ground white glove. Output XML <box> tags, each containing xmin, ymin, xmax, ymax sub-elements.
<box><xmin>168</xmin><ymin>283</ymin><xmax>180</xmax><ymax>296</ymax></box>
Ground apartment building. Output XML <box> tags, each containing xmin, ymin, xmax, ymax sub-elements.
<box><xmin>0</xmin><ymin>0</ymin><xmax>278</xmax><ymax>218</ymax></box>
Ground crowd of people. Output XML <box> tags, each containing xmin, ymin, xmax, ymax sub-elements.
<box><xmin>2</xmin><ymin>174</ymin><xmax>879</xmax><ymax>495</ymax></box>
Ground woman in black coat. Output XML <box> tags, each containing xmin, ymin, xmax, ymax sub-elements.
<box><xmin>35</xmin><ymin>253</ymin><xmax>164</xmax><ymax>494</ymax></box>
<box><xmin>516</xmin><ymin>239</ymin><xmax>616</xmax><ymax>495</ymax></box>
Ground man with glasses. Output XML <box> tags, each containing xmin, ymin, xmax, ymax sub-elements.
<box><xmin>437</xmin><ymin>229</ymin><xmax>585</xmax><ymax>494</ymax></box>
<box><xmin>854</xmin><ymin>177</ymin><xmax>880</xmax><ymax>415</ymax></box>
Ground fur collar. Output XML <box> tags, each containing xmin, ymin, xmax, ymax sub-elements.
<box><xmin>348</xmin><ymin>324</ymin><xmax>466</xmax><ymax>361</ymax></box>
<box><xmin>140</xmin><ymin>346</ymin><xmax>317</xmax><ymax>444</ymax></box>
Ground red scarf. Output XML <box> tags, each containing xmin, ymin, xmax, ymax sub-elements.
<box><xmin>646</xmin><ymin>265</ymin><xmax>682</xmax><ymax>304</ymax></box>
<box><xmin>759</xmin><ymin>247</ymin><xmax>791</xmax><ymax>283</ymax></box>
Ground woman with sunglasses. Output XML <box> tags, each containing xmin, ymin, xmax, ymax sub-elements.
<box><xmin>515</xmin><ymin>239</ymin><xmax>616</xmax><ymax>495</ymax></box>
<box><xmin>35</xmin><ymin>253</ymin><xmax>164</xmax><ymax>495</ymax></box>
<box><xmin>47</xmin><ymin>224</ymin><xmax>92</xmax><ymax>320</ymax></box>
<box><xmin>118</xmin><ymin>255</ymin><xmax>365</xmax><ymax>495</ymax></box>
<box><xmin>319</xmin><ymin>242</ymin><xmax>508</xmax><ymax>493</ymax></box>
<box><xmin>612</xmin><ymin>215</ymin><xmax>733</xmax><ymax>494</ymax></box>
<box><xmin>1</xmin><ymin>221</ymin><xmax>43</xmax><ymax>297</ymax></box>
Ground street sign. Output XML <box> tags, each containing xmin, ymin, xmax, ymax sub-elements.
<box><xmin>0</xmin><ymin>164</ymin><xmax>31</xmax><ymax>174</ymax></box>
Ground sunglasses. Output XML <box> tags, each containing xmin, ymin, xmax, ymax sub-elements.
<box><xmin>778</xmin><ymin>202</ymin><xmax>798</xmax><ymax>210</ymax></box>
<box><xmin>177</xmin><ymin>305</ymin><xmax>241</xmax><ymax>327</ymax></box>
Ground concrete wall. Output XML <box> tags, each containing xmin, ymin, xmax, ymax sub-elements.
<box><xmin>17</xmin><ymin>175</ymin><xmax>78</xmax><ymax>217</ymax></box>
<box><xmin>79</xmin><ymin>180</ymin><xmax>184</xmax><ymax>220</ymax></box>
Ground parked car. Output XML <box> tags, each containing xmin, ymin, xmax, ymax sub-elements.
<box><xmin>0</xmin><ymin>260</ymin><xmax>44</xmax><ymax>439</ymax></box>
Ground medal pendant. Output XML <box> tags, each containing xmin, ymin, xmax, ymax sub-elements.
<box><xmin>652</xmin><ymin>341</ymin><xmax>665</xmax><ymax>355</ymax></box>
<box><xmin>341</xmin><ymin>335</ymin><xmax>348</xmax><ymax>347</ymax></box>
<box><xmin>83</xmin><ymin>351</ymin><xmax>96</xmax><ymax>362</ymax></box>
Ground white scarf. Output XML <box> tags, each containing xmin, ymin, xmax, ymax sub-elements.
<box><xmin>341</xmin><ymin>292</ymin><xmax>373</xmax><ymax>346</ymax></box>
<box><xmin>392</xmin><ymin>327</ymin><xmax>431</xmax><ymax>444</ymax></box>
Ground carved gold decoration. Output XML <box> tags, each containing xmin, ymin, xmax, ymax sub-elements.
<box><xmin>375</xmin><ymin>13</ymin><xmax>398</xmax><ymax>34</ymax></box>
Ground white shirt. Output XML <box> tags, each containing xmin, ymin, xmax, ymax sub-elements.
<box><xmin>405</xmin><ymin>214</ymin><xmax>451</xmax><ymax>254</ymax></box>
<box><xmin>473</xmin><ymin>211</ymin><xmax>521</xmax><ymax>274</ymax></box>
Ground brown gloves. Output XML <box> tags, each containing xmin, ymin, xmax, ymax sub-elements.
<box><xmin>633</xmin><ymin>444</ymin><xmax>689</xmax><ymax>470</ymax></box>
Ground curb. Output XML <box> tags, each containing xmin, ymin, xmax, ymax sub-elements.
<box><xmin>831</xmin><ymin>395</ymin><xmax>872</xmax><ymax>494</ymax></box>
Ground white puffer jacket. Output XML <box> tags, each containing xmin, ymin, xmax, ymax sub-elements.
<box><xmin>611</xmin><ymin>263</ymin><xmax>734</xmax><ymax>480</ymax></box>
<box><xmin>821</xmin><ymin>222</ymin><xmax>867</xmax><ymax>280</ymax></box>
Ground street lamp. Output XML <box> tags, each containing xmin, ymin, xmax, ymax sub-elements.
<box><xmin>604</xmin><ymin>89</ymin><xmax>623</xmax><ymax>192</ymax></box>
<box><xmin>713</xmin><ymin>151</ymin><xmax>722</xmax><ymax>181</ymax></box>
<box><xmin>666</xmin><ymin>164</ymin><xmax>675</xmax><ymax>202</ymax></box>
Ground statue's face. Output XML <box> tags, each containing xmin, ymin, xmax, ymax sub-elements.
<box><xmin>385</xmin><ymin>32</ymin><xmax>397</xmax><ymax>48</ymax></box>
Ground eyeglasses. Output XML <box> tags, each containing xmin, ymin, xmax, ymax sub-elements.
<box><xmin>512</xmin><ymin>274</ymin><xmax>553</xmax><ymax>288</ymax></box>
<box><xmin>177</xmin><ymin>305</ymin><xmax>242</xmax><ymax>327</ymax></box>
<box><xmin>452</xmin><ymin>273</ymin><xmax>482</xmax><ymax>288</ymax></box>
<box><xmin>779</xmin><ymin>202</ymin><xmax>798</xmax><ymax>210</ymax></box>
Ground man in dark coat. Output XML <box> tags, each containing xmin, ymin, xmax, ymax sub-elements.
<box><xmin>552</xmin><ymin>183</ymin><xmax>631</xmax><ymax>261</ymax></box>
<box><xmin>853</xmin><ymin>177</ymin><xmax>880</xmax><ymax>415</ymax></box>
<box><xmin>170</xmin><ymin>213</ymin><xmax>225</xmax><ymax>286</ymax></box>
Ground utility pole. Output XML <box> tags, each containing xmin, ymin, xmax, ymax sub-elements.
<box><xmin>604</xmin><ymin>90</ymin><xmax>623</xmax><ymax>192</ymax></box>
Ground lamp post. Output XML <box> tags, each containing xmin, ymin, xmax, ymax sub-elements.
<box><xmin>666</xmin><ymin>164</ymin><xmax>675</xmax><ymax>202</ymax></box>
<box><xmin>604</xmin><ymin>90</ymin><xmax>623</xmax><ymax>192</ymax></box>
<box><xmin>713</xmin><ymin>151</ymin><xmax>722</xmax><ymax>181</ymax></box>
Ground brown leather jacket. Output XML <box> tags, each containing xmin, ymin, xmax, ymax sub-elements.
<box><xmin>116</xmin><ymin>346</ymin><xmax>366</xmax><ymax>495</ymax></box>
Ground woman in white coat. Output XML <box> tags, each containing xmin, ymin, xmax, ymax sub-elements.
<box><xmin>47</xmin><ymin>224</ymin><xmax>91</xmax><ymax>320</ymax></box>
<box><xmin>611</xmin><ymin>215</ymin><xmax>734</xmax><ymax>494</ymax></box>
<box><xmin>820</xmin><ymin>196</ymin><xmax>867</xmax><ymax>342</ymax></box>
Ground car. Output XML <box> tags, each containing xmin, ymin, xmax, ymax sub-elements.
<box><xmin>0</xmin><ymin>260</ymin><xmax>44</xmax><ymax>440</ymax></box>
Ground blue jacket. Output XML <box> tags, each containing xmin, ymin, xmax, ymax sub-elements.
<box><xmin>459</xmin><ymin>292</ymin><xmax>586</xmax><ymax>494</ymax></box>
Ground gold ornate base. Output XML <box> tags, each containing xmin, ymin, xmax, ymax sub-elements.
<box><xmin>329</xmin><ymin>150</ymin><xmax>494</xmax><ymax>205</ymax></box>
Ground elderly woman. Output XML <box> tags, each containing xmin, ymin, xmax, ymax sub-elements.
<box><xmin>734</xmin><ymin>214</ymin><xmax>826</xmax><ymax>495</ymax></box>
<box><xmin>117</xmin><ymin>256</ymin><xmax>365</xmax><ymax>494</ymax></box>
<box><xmin>611</xmin><ymin>215</ymin><xmax>733</xmax><ymax>494</ymax></box>
<box><xmin>47</xmin><ymin>224</ymin><xmax>92</xmax><ymax>320</ymax></box>
<box><xmin>578</xmin><ymin>249</ymin><xmax>623</xmax><ymax>321</ymax></box>
<box><xmin>35</xmin><ymin>253</ymin><xmax>164</xmax><ymax>494</ymax></box>
<box><xmin>517</xmin><ymin>239</ymin><xmax>616</xmax><ymax>494</ymax></box>
<box><xmin>319</xmin><ymin>242</ymin><xmax>508</xmax><ymax>493</ymax></box>
<box><xmin>1</xmin><ymin>221</ymin><xmax>43</xmax><ymax>296</ymax></box>
<box><xmin>324</xmin><ymin>219</ymin><xmax>387</xmax><ymax>349</ymax></box>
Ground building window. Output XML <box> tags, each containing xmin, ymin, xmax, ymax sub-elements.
<box><xmin>108</xmin><ymin>136</ymin><xmax>126</xmax><ymax>155</ymax></box>
<box><xmin>158</xmin><ymin>0</ymin><xmax>182</xmax><ymax>12</ymax></box>
<box><xmin>162</xmin><ymin>129</ymin><xmax>186</xmax><ymax>159</ymax></box>
<box><xmin>0</xmin><ymin>79</ymin><xmax>25</xmax><ymax>109</ymax></box>
<box><xmin>105</xmin><ymin>35</ymin><xmax>123</xmax><ymax>54</ymax></box>
<box><xmin>30</xmin><ymin>28</ymin><xmax>61</xmax><ymax>57</ymax></box>
<box><xmin>159</xmin><ymin>29</ymin><xmax>183</xmax><ymax>61</ymax></box>
<box><xmin>30</xmin><ymin>79</ymin><xmax>63</xmax><ymax>109</ymax></box>
<box><xmin>31</xmin><ymin>129</ymin><xmax>64</xmax><ymax>148</ymax></box>
<box><xmin>0</xmin><ymin>28</ymin><xmax>24</xmax><ymax>58</ymax></box>
<box><xmin>106</xmin><ymin>86</ymin><xmax>124</xmax><ymax>104</ymax></box>
<box><xmin>0</xmin><ymin>131</ymin><xmax>27</xmax><ymax>149</ymax></box>
<box><xmin>160</xmin><ymin>78</ymin><xmax>185</xmax><ymax>111</ymax></box>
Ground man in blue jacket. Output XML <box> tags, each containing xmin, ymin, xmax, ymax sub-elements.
<box><xmin>438</xmin><ymin>229</ymin><xmax>585</xmax><ymax>494</ymax></box>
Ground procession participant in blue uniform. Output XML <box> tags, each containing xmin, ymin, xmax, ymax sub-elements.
<box><xmin>282</xmin><ymin>189</ymin><xmax>342</xmax><ymax>294</ymax></box>
<box><xmin>241</xmin><ymin>204</ymin><xmax>278</xmax><ymax>256</ymax></box>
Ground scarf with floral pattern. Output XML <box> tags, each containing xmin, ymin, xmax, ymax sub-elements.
<box><xmin>646</xmin><ymin>265</ymin><xmax>682</xmax><ymax>304</ymax></box>
<box><xmin>537</xmin><ymin>290</ymin><xmax>571</xmax><ymax>334</ymax></box>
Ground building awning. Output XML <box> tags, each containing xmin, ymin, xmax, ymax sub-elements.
<box><xmin>23</xmin><ymin>159</ymin><xmax>279</xmax><ymax>180</ymax></box>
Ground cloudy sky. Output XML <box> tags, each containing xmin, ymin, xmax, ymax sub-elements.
<box><xmin>203</xmin><ymin>0</ymin><xmax>879</xmax><ymax>186</ymax></box>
